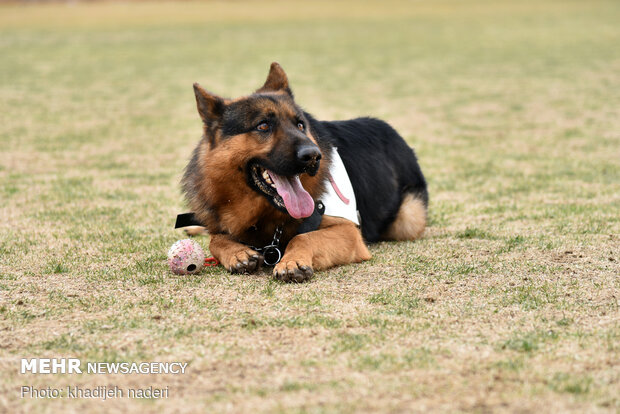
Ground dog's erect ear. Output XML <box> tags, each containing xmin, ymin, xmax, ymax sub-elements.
<box><xmin>193</xmin><ymin>83</ymin><xmax>224</xmax><ymax>125</ymax></box>
<box><xmin>257</xmin><ymin>62</ymin><xmax>293</xmax><ymax>96</ymax></box>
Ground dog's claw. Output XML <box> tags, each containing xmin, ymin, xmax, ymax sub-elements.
<box><xmin>273</xmin><ymin>261</ymin><xmax>313</xmax><ymax>283</ymax></box>
<box><xmin>246</xmin><ymin>258</ymin><xmax>258</xmax><ymax>272</ymax></box>
<box><xmin>228</xmin><ymin>249</ymin><xmax>263</xmax><ymax>274</ymax></box>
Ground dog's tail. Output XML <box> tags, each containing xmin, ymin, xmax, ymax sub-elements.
<box><xmin>382</xmin><ymin>192</ymin><xmax>427</xmax><ymax>241</ymax></box>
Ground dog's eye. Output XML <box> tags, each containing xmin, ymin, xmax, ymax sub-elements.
<box><xmin>297</xmin><ymin>121</ymin><xmax>305</xmax><ymax>131</ymax></box>
<box><xmin>256</xmin><ymin>122</ymin><xmax>270</xmax><ymax>132</ymax></box>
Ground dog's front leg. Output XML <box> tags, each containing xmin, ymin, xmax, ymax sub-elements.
<box><xmin>274</xmin><ymin>217</ymin><xmax>372</xmax><ymax>282</ymax></box>
<box><xmin>209</xmin><ymin>234</ymin><xmax>263</xmax><ymax>274</ymax></box>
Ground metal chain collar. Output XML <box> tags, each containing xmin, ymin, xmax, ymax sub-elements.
<box><xmin>252</xmin><ymin>225</ymin><xmax>283</xmax><ymax>266</ymax></box>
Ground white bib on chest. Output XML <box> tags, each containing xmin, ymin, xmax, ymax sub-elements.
<box><xmin>321</xmin><ymin>147</ymin><xmax>359</xmax><ymax>226</ymax></box>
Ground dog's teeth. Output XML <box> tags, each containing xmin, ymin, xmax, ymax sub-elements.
<box><xmin>263</xmin><ymin>171</ymin><xmax>274</xmax><ymax>185</ymax></box>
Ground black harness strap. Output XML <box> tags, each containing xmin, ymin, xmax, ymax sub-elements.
<box><xmin>174</xmin><ymin>213</ymin><xmax>204</xmax><ymax>229</ymax></box>
<box><xmin>174</xmin><ymin>200</ymin><xmax>325</xmax><ymax>234</ymax></box>
<box><xmin>296</xmin><ymin>201</ymin><xmax>325</xmax><ymax>234</ymax></box>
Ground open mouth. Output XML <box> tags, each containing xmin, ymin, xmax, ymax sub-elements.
<box><xmin>250</xmin><ymin>164</ymin><xmax>315</xmax><ymax>219</ymax></box>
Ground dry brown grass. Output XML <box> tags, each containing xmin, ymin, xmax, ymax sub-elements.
<box><xmin>1</xmin><ymin>0</ymin><xmax>619</xmax><ymax>413</ymax></box>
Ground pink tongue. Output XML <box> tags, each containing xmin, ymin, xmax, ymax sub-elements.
<box><xmin>267</xmin><ymin>170</ymin><xmax>315</xmax><ymax>219</ymax></box>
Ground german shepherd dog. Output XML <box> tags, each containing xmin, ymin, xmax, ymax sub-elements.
<box><xmin>181</xmin><ymin>63</ymin><xmax>428</xmax><ymax>282</ymax></box>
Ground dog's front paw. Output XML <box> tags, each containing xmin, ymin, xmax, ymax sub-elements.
<box><xmin>273</xmin><ymin>260</ymin><xmax>313</xmax><ymax>283</ymax></box>
<box><xmin>222</xmin><ymin>249</ymin><xmax>263</xmax><ymax>274</ymax></box>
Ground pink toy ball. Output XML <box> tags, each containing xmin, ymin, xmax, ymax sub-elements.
<box><xmin>167</xmin><ymin>239</ymin><xmax>205</xmax><ymax>275</ymax></box>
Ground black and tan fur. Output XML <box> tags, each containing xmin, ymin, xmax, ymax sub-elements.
<box><xmin>181</xmin><ymin>63</ymin><xmax>428</xmax><ymax>282</ymax></box>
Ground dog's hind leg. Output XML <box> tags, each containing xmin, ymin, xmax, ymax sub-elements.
<box><xmin>184</xmin><ymin>226</ymin><xmax>208</xmax><ymax>236</ymax></box>
<box><xmin>382</xmin><ymin>193</ymin><xmax>427</xmax><ymax>241</ymax></box>
<box><xmin>273</xmin><ymin>216</ymin><xmax>371</xmax><ymax>282</ymax></box>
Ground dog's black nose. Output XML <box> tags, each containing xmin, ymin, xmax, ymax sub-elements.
<box><xmin>296</xmin><ymin>145</ymin><xmax>322</xmax><ymax>166</ymax></box>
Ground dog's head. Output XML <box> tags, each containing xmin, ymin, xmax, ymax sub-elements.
<box><xmin>188</xmin><ymin>63</ymin><xmax>327</xmax><ymax>229</ymax></box>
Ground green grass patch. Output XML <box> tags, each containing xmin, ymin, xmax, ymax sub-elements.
<box><xmin>501</xmin><ymin>329</ymin><xmax>560</xmax><ymax>353</ymax></box>
<box><xmin>548</xmin><ymin>373</ymin><xmax>593</xmax><ymax>395</ymax></box>
<box><xmin>368</xmin><ymin>289</ymin><xmax>422</xmax><ymax>316</ymax></box>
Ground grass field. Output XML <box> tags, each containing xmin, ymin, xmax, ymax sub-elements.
<box><xmin>1</xmin><ymin>0</ymin><xmax>619</xmax><ymax>412</ymax></box>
